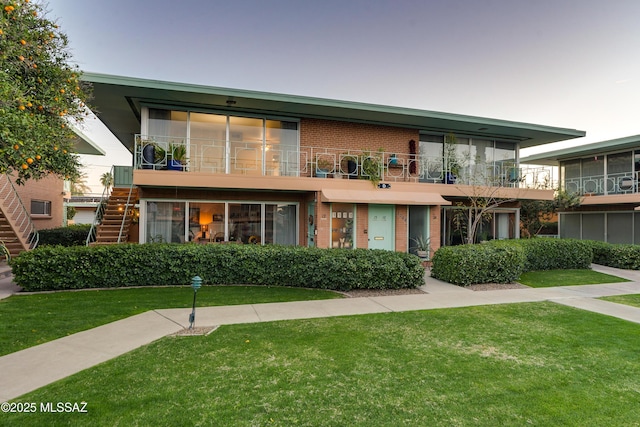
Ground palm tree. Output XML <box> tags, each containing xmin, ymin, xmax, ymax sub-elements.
<box><xmin>70</xmin><ymin>173</ymin><xmax>91</xmax><ymax>196</ymax></box>
<box><xmin>100</xmin><ymin>172</ymin><xmax>113</xmax><ymax>189</ymax></box>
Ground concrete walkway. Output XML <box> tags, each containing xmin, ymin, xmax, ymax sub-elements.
<box><xmin>1</xmin><ymin>264</ymin><xmax>640</xmax><ymax>402</ymax></box>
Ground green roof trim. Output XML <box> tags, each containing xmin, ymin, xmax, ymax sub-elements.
<box><xmin>82</xmin><ymin>72</ymin><xmax>585</xmax><ymax>152</ymax></box>
<box><xmin>521</xmin><ymin>134</ymin><xmax>640</xmax><ymax>165</ymax></box>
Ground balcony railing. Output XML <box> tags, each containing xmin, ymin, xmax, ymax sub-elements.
<box><xmin>134</xmin><ymin>134</ymin><xmax>555</xmax><ymax>189</ymax></box>
<box><xmin>564</xmin><ymin>171</ymin><xmax>639</xmax><ymax>195</ymax></box>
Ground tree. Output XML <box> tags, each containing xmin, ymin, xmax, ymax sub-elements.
<box><xmin>99</xmin><ymin>171</ymin><xmax>113</xmax><ymax>189</ymax></box>
<box><xmin>0</xmin><ymin>0</ymin><xmax>91</xmax><ymax>184</ymax></box>
<box><xmin>69</xmin><ymin>172</ymin><xmax>90</xmax><ymax>195</ymax></box>
<box><xmin>520</xmin><ymin>188</ymin><xmax>582</xmax><ymax>238</ymax></box>
<box><xmin>444</xmin><ymin>133</ymin><xmax>522</xmax><ymax>244</ymax></box>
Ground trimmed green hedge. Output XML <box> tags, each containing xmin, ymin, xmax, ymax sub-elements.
<box><xmin>431</xmin><ymin>238</ymin><xmax>592</xmax><ymax>286</ymax></box>
<box><xmin>509</xmin><ymin>238</ymin><xmax>592</xmax><ymax>271</ymax></box>
<box><xmin>584</xmin><ymin>241</ymin><xmax>640</xmax><ymax>270</ymax></box>
<box><xmin>38</xmin><ymin>225</ymin><xmax>91</xmax><ymax>247</ymax></box>
<box><xmin>430</xmin><ymin>243</ymin><xmax>525</xmax><ymax>286</ymax></box>
<box><xmin>10</xmin><ymin>244</ymin><xmax>425</xmax><ymax>292</ymax></box>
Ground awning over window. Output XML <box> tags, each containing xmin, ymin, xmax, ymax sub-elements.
<box><xmin>320</xmin><ymin>189</ymin><xmax>451</xmax><ymax>205</ymax></box>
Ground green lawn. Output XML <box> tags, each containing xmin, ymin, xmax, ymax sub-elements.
<box><xmin>4</xmin><ymin>302</ymin><xmax>640</xmax><ymax>426</ymax></box>
<box><xmin>0</xmin><ymin>286</ymin><xmax>342</xmax><ymax>356</ymax></box>
<box><xmin>601</xmin><ymin>294</ymin><xmax>640</xmax><ymax>308</ymax></box>
<box><xmin>518</xmin><ymin>269</ymin><xmax>630</xmax><ymax>287</ymax></box>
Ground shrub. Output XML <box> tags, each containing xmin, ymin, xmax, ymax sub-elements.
<box><xmin>431</xmin><ymin>238</ymin><xmax>593</xmax><ymax>286</ymax></box>
<box><xmin>37</xmin><ymin>224</ymin><xmax>91</xmax><ymax>247</ymax></box>
<box><xmin>10</xmin><ymin>244</ymin><xmax>425</xmax><ymax>292</ymax></box>
<box><xmin>431</xmin><ymin>243</ymin><xmax>525</xmax><ymax>286</ymax></box>
<box><xmin>509</xmin><ymin>238</ymin><xmax>592</xmax><ymax>271</ymax></box>
<box><xmin>583</xmin><ymin>240</ymin><xmax>640</xmax><ymax>270</ymax></box>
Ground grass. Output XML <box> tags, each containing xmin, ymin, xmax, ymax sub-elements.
<box><xmin>4</xmin><ymin>302</ymin><xmax>640</xmax><ymax>426</ymax></box>
<box><xmin>517</xmin><ymin>269</ymin><xmax>630</xmax><ymax>287</ymax></box>
<box><xmin>0</xmin><ymin>285</ymin><xmax>342</xmax><ymax>356</ymax></box>
<box><xmin>601</xmin><ymin>294</ymin><xmax>640</xmax><ymax>308</ymax></box>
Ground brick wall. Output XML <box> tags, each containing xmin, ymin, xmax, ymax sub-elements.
<box><xmin>12</xmin><ymin>174</ymin><xmax>64</xmax><ymax>230</ymax></box>
<box><xmin>300</xmin><ymin>118</ymin><xmax>419</xmax><ymax>154</ymax></box>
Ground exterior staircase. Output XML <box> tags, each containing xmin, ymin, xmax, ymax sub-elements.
<box><xmin>0</xmin><ymin>173</ymin><xmax>38</xmax><ymax>259</ymax></box>
<box><xmin>91</xmin><ymin>186</ymin><xmax>139</xmax><ymax>245</ymax></box>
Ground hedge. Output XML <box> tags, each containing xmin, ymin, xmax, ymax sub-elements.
<box><xmin>10</xmin><ymin>244</ymin><xmax>425</xmax><ymax>292</ymax></box>
<box><xmin>37</xmin><ymin>225</ymin><xmax>91</xmax><ymax>247</ymax></box>
<box><xmin>430</xmin><ymin>243</ymin><xmax>525</xmax><ymax>286</ymax></box>
<box><xmin>430</xmin><ymin>238</ymin><xmax>593</xmax><ymax>286</ymax></box>
<box><xmin>508</xmin><ymin>238</ymin><xmax>592</xmax><ymax>271</ymax></box>
<box><xmin>584</xmin><ymin>241</ymin><xmax>640</xmax><ymax>270</ymax></box>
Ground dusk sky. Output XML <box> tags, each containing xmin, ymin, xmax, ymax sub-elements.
<box><xmin>44</xmin><ymin>0</ymin><xmax>640</xmax><ymax>191</ymax></box>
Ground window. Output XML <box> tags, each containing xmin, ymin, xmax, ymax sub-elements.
<box><xmin>143</xmin><ymin>108</ymin><xmax>299</xmax><ymax>176</ymax></box>
<box><xmin>31</xmin><ymin>200</ymin><xmax>51</xmax><ymax>216</ymax></box>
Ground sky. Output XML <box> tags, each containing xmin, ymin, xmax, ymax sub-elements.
<box><xmin>44</xmin><ymin>0</ymin><xmax>640</xmax><ymax>193</ymax></box>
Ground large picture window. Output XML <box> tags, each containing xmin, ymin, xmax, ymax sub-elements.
<box><xmin>143</xmin><ymin>200</ymin><xmax>298</xmax><ymax>245</ymax></box>
<box><xmin>142</xmin><ymin>108</ymin><xmax>299</xmax><ymax>176</ymax></box>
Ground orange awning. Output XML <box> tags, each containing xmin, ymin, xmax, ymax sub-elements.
<box><xmin>321</xmin><ymin>188</ymin><xmax>450</xmax><ymax>205</ymax></box>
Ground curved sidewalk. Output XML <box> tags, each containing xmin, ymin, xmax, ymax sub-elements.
<box><xmin>1</xmin><ymin>264</ymin><xmax>640</xmax><ymax>402</ymax></box>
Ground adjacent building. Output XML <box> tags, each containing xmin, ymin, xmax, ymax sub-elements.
<box><xmin>521</xmin><ymin>134</ymin><xmax>640</xmax><ymax>244</ymax></box>
<box><xmin>83</xmin><ymin>73</ymin><xmax>584</xmax><ymax>253</ymax></box>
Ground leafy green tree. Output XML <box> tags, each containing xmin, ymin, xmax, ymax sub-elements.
<box><xmin>0</xmin><ymin>0</ymin><xmax>91</xmax><ymax>183</ymax></box>
<box><xmin>520</xmin><ymin>189</ymin><xmax>582</xmax><ymax>238</ymax></box>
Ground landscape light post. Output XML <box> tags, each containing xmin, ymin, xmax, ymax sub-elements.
<box><xmin>188</xmin><ymin>276</ymin><xmax>202</xmax><ymax>330</ymax></box>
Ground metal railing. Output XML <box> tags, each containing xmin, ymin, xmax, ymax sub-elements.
<box><xmin>85</xmin><ymin>167</ymin><xmax>112</xmax><ymax>246</ymax></box>
<box><xmin>0</xmin><ymin>173</ymin><xmax>39</xmax><ymax>250</ymax></box>
<box><xmin>132</xmin><ymin>134</ymin><xmax>557</xmax><ymax>189</ymax></box>
<box><xmin>564</xmin><ymin>171</ymin><xmax>638</xmax><ymax>196</ymax></box>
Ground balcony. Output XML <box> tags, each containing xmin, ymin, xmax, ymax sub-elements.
<box><xmin>564</xmin><ymin>172</ymin><xmax>639</xmax><ymax>196</ymax></box>
<box><xmin>134</xmin><ymin>135</ymin><xmax>554</xmax><ymax>189</ymax></box>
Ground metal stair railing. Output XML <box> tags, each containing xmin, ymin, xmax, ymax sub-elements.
<box><xmin>85</xmin><ymin>166</ymin><xmax>113</xmax><ymax>246</ymax></box>
<box><xmin>0</xmin><ymin>173</ymin><xmax>39</xmax><ymax>250</ymax></box>
<box><xmin>117</xmin><ymin>181</ymin><xmax>137</xmax><ymax>243</ymax></box>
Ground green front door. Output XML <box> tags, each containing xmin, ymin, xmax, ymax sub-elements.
<box><xmin>368</xmin><ymin>204</ymin><xmax>395</xmax><ymax>250</ymax></box>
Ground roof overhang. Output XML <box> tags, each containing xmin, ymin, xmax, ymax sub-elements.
<box><xmin>521</xmin><ymin>134</ymin><xmax>640</xmax><ymax>165</ymax></box>
<box><xmin>82</xmin><ymin>73</ymin><xmax>585</xmax><ymax>153</ymax></box>
<box><xmin>72</xmin><ymin>126</ymin><xmax>105</xmax><ymax>156</ymax></box>
<box><xmin>321</xmin><ymin>188</ymin><xmax>451</xmax><ymax>205</ymax></box>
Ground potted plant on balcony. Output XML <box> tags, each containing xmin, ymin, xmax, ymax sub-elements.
<box><xmin>361</xmin><ymin>149</ymin><xmax>384</xmax><ymax>186</ymax></box>
<box><xmin>153</xmin><ymin>144</ymin><xmax>167</xmax><ymax>170</ymax></box>
<box><xmin>168</xmin><ymin>144</ymin><xmax>187</xmax><ymax>171</ymax></box>
<box><xmin>340</xmin><ymin>153</ymin><xmax>359</xmax><ymax>179</ymax></box>
<box><xmin>411</xmin><ymin>235</ymin><xmax>431</xmax><ymax>259</ymax></box>
<box><xmin>316</xmin><ymin>158</ymin><xmax>333</xmax><ymax>178</ymax></box>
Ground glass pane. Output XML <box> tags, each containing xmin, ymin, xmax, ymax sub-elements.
<box><xmin>635</xmin><ymin>212</ymin><xmax>640</xmax><ymax>245</ymax></box>
<box><xmin>229</xmin><ymin>203</ymin><xmax>261</xmax><ymax>244</ymax></box>
<box><xmin>561</xmin><ymin>160</ymin><xmax>581</xmax><ymax>193</ymax></box>
<box><xmin>607</xmin><ymin>152</ymin><xmax>633</xmax><ymax>194</ymax></box>
<box><xmin>607</xmin><ymin>213</ymin><xmax>633</xmax><ymax>244</ymax></box>
<box><xmin>145</xmin><ymin>201</ymin><xmax>185</xmax><ymax>243</ymax></box>
<box><xmin>330</xmin><ymin>203</ymin><xmax>355</xmax><ymax>248</ymax></box>
<box><xmin>582</xmin><ymin>213</ymin><xmax>604</xmax><ymax>241</ymax></box>
<box><xmin>230</xmin><ymin>117</ymin><xmax>263</xmax><ymax>175</ymax></box>
<box><xmin>265</xmin><ymin>204</ymin><xmax>297</xmax><ymax>245</ymax></box>
<box><xmin>408</xmin><ymin>205</ymin><xmax>429</xmax><ymax>255</ymax></box>
<box><xmin>559</xmin><ymin>213</ymin><xmax>580</xmax><ymax>239</ymax></box>
<box><xmin>419</xmin><ymin>136</ymin><xmax>443</xmax><ymax>182</ymax></box>
<box><xmin>470</xmin><ymin>139</ymin><xmax>494</xmax><ymax>184</ymax></box>
<box><xmin>581</xmin><ymin>157</ymin><xmax>604</xmax><ymax>194</ymax></box>
<box><xmin>266</xmin><ymin>120</ymin><xmax>299</xmax><ymax>177</ymax></box>
<box><xmin>191</xmin><ymin>113</ymin><xmax>227</xmax><ymax>174</ymax></box>
<box><xmin>148</xmin><ymin>109</ymin><xmax>187</xmax><ymax>142</ymax></box>
<box><xmin>494</xmin><ymin>141</ymin><xmax>516</xmax><ymax>182</ymax></box>
<box><xmin>188</xmin><ymin>202</ymin><xmax>225</xmax><ymax>242</ymax></box>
